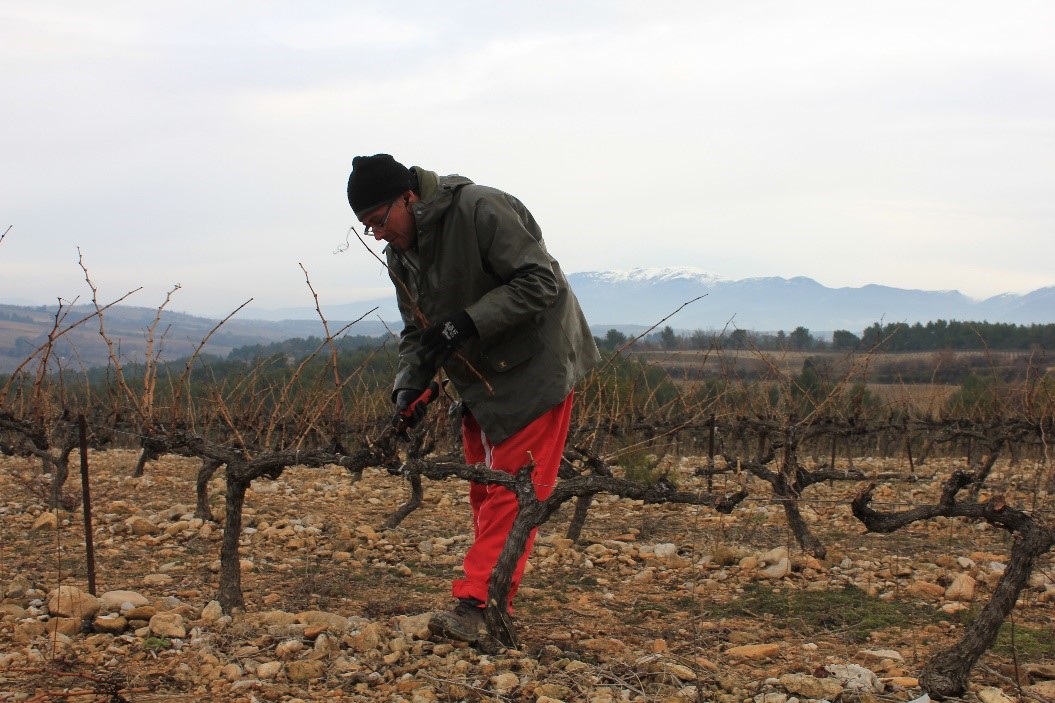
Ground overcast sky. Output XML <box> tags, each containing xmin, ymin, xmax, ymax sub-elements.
<box><xmin>2</xmin><ymin>0</ymin><xmax>1053</xmax><ymax>319</ymax></box>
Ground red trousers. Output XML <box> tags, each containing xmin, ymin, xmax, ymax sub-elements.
<box><xmin>452</xmin><ymin>392</ymin><xmax>574</xmax><ymax>609</ymax></box>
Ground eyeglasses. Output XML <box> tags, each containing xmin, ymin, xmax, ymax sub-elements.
<box><xmin>362</xmin><ymin>199</ymin><xmax>398</xmax><ymax>238</ymax></box>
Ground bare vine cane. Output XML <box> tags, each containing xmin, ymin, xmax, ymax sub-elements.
<box><xmin>276</xmin><ymin>265</ymin><xmax>376</xmax><ymax>450</ymax></box>
<box><xmin>171</xmin><ymin>298</ymin><xmax>255</xmax><ymax>419</ymax></box>
<box><xmin>591</xmin><ymin>294</ymin><xmax>707</xmax><ymax>377</ymax></box>
<box><xmin>0</xmin><ymin>287</ymin><xmax>142</xmax><ymax>408</ymax></box>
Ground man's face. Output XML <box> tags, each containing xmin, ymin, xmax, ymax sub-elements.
<box><xmin>361</xmin><ymin>193</ymin><xmax>417</xmax><ymax>251</ymax></box>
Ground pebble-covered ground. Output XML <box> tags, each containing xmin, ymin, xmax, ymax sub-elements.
<box><xmin>1</xmin><ymin>450</ymin><xmax>1054</xmax><ymax>702</ymax></box>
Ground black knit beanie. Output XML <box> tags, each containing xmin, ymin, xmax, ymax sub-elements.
<box><xmin>347</xmin><ymin>154</ymin><xmax>415</xmax><ymax>219</ymax></box>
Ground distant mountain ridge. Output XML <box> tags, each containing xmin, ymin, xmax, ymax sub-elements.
<box><xmin>244</xmin><ymin>267</ymin><xmax>1055</xmax><ymax>333</ymax></box>
<box><xmin>568</xmin><ymin>268</ymin><xmax>1055</xmax><ymax>332</ymax></box>
<box><xmin>3</xmin><ymin>268</ymin><xmax>1053</xmax><ymax>372</ymax></box>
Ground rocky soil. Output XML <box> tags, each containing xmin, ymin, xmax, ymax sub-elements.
<box><xmin>1</xmin><ymin>450</ymin><xmax>1054</xmax><ymax>702</ymax></box>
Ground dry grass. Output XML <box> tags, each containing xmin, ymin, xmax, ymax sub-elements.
<box><xmin>866</xmin><ymin>383</ymin><xmax>959</xmax><ymax>414</ymax></box>
<box><xmin>634</xmin><ymin>349</ymin><xmax>1042</xmax><ymax>417</ymax></box>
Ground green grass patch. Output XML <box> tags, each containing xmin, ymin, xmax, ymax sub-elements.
<box><xmin>708</xmin><ymin>584</ymin><xmax>940</xmax><ymax>643</ymax></box>
<box><xmin>616</xmin><ymin>447</ymin><xmax>674</xmax><ymax>486</ymax></box>
<box><xmin>142</xmin><ymin>636</ymin><xmax>171</xmax><ymax>652</ymax></box>
<box><xmin>951</xmin><ymin>606</ymin><xmax>1055</xmax><ymax>659</ymax></box>
<box><xmin>670</xmin><ymin>595</ymin><xmax>698</xmax><ymax>611</ymax></box>
<box><xmin>992</xmin><ymin>621</ymin><xmax>1055</xmax><ymax>659</ymax></box>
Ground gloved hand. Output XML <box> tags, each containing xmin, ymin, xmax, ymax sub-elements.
<box><xmin>420</xmin><ymin>310</ymin><xmax>477</xmax><ymax>368</ymax></box>
<box><xmin>393</xmin><ymin>388</ymin><xmax>428</xmax><ymax>430</ymax></box>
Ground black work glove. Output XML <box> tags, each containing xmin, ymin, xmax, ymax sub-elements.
<box><xmin>393</xmin><ymin>388</ymin><xmax>428</xmax><ymax>430</ymax></box>
<box><xmin>420</xmin><ymin>310</ymin><xmax>477</xmax><ymax>369</ymax></box>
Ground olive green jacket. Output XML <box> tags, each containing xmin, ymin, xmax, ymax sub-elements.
<box><xmin>387</xmin><ymin>168</ymin><xmax>600</xmax><ymax>444</ymax></box>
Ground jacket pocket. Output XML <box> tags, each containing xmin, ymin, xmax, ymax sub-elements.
<box><xmin>483</xmin><ymin>326</ymin><xmax>543</xmax><ymax>372</ymax></box>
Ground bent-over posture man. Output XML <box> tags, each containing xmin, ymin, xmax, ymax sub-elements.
<box><xmin>347</xmin><ymin>154</ymin><xmax>600</xmax><ymax>643</ymax></box>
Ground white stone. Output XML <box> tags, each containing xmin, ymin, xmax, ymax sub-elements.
<box><xmin>93</xmin><ymin>614</ymin><xmax>127</xmax><ymax>633</ymax></box>
<box><xmin>99</xmin><ymin>590</ymin><xmax>150</xmax><ymax>610</ymax></box>
<box><xmin>314</xmin><ymin>633</ymin><xmax>339</xmax><ymax>655</ymax></box>
<box><xmin>295</xmin><ymin>610</ymin><xmax>349</xmax><ymax>631</ymax></box>
<box><xmin>856</xmin><ymin>648</ymin><xmax>904</xmax><ymax>663</ymax></box>
<box><xmin>259</xmin><ymin>610</ymin><xmax>298</xmax><ymax>626</ymax></box>
<box><xmin>825</xmin><ymin>663</ymin><xmax>883</xmax><ymax>693</ymax></box>
<box><xmin>978</xmin><ymin>687</ymin><xmax>1015</xmax><ymax>703</ymax></box>
<box><xmin>220</xmin><ymin>663</ymin><xmax>242</xmax><ymax>681</ymax></box>
<box><xmin>762</xmin><ymin>558</ymin><xmax>791</xmax><ymax>579</ymax></box>
<box><xmin>653</xmin><ymin>543</ymin><xmax>678</xmax><ymax>558</ymax></box>
<box><xmin>0</xmin><ymin>603</ymin><xmax>26</xmax><ymax>620</ymax></box>
<box><xmin>490</xmin><ymin>672</ymin><xmax>520</xmax><ymax>693</ymax></box>
<box><xmin>780</xmin><ymin>673</ymin><xmax>843</xmax><ymax>700</ymax></box>
<box><xmin>125</xmin><ymin>516</ymin><xmax>160</xmax><ymax>535</ymax></box>
<box><xmin>31</xmin><ymin>512</ymin><xmax>59</xmax><ymax>531</ymax></box>
<box><xmin>945</xmin><ymin>573</ymin><xmax>976</xmax><ymax>601</ymax></box>
<box><xmin>632</xmin><ymin>568</ymin><xmax>655</xmax><ymax>583</ymax></box>
<box><xmin>760</xmin><ymin>546</ymin><xmax>789</xmax><ymax>564</ymax></box>
<box><xmin>398</xmin><ymin>613</ymin><xmax>433</xmax><ymax>640</ymax></box>
<box><xmin>287</xmin><ymin>660</ymin><xmax>325</xmax><ymax>682</ymax></box>
<box><xmin>47</xmin><ymin>586</ymin><xmax>101</xmax><ymax>619</ymax></box>
<box><xmin>755</xmin><ymin>694</ymin><xmax>789</xmax><ymax>703</ymax></box>
<box><xmin>200</xmin><ymin>601</ymin><xmax>223</xmax><ymax>623</ymax></box>
<box><xmin>256</xmin><ymin>661</ymin><xmax>283</xmax><ymax>679</ymax></box>
<box><xmin>4</xmin><ymin>575</ymin><xmax>31</xmax><ymax>598</ymax></box>
<box><xmin>149</xmin><ymin>612</ymin><xmax>186</xmax><ymax>638</ymax></box>
<box><xmin>275</xmin><ymin>639</ymin><xmax>304</xmax><ymax>659</ymax></box>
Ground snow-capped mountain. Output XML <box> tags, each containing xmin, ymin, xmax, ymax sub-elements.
<box><xmin>567</xmin><ymin>268</ymin><xmax>1055</xmax><ymax>332</ymax></box>
<box><xmin>579</xmin><ymin>267</ymin><xmax>727</xmax><ymax>287</ymax></box>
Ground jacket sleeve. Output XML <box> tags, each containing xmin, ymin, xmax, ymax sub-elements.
<box><xmin>463</xmin><ymin>192</ymin><xmax>560</xmax><ymax>339</ymax></box>
<box><xmin>389</xmin><ymin>259</ymin><xmax>434</xmax><ymax>396</ymax></box>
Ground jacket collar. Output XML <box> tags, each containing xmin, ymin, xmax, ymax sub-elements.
<box><xmin>410</xmin><ymin>167</ymin><xmax>474</xmax><ymax>231</ymax></box>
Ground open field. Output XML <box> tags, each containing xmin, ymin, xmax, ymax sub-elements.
<box><xmin>864</xmin><ymin>384</ymin><xmax>959</xmax><ymax>414</ymax></box>
<box><xmin>632</xmin><ymin>349</ymin><xmax>1042</xmax><ymax>379</ymax></box>
<box><xmin>631</xmin><ymin>348</ymin><xmax>1045</xmax><ymax>415</ymax></box>
<box><xmin>3</xmin><ymin>449</ymin><xmax>1054</xmax><ymax>701</ymax></box>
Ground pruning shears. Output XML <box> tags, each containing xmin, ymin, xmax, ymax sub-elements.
<box><xmin>392</xmin><ymin>379</ymin><xmax>443</xmax><ymax>440</ymax></box>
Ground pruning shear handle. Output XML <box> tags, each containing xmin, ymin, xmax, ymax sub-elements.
<box><xmin>393</xmin><ymin>380</ymin><xmax>442</xmax><ymax>438</ymax></box>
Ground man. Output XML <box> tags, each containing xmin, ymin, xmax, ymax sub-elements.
<box><xmin>346</xmin><ymin>154</ymin><xmax>600</xmax><ymax>644</ymax></box>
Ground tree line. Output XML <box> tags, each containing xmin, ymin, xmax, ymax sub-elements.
<box><xmin>597</xmin><ymin>319</ymin><xmax>1055</xmax><ymax>352</ymax></box>
<box><xmin>0</xmin><ymin>310</ymin><xmax>34</xmax><ymax>324</ymax></box>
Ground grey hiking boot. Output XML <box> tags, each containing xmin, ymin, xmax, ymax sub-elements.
<box><xmin>428</xmin><ymin>599</ymin><xmax>488</xmax><ymax>643</ymax></box>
